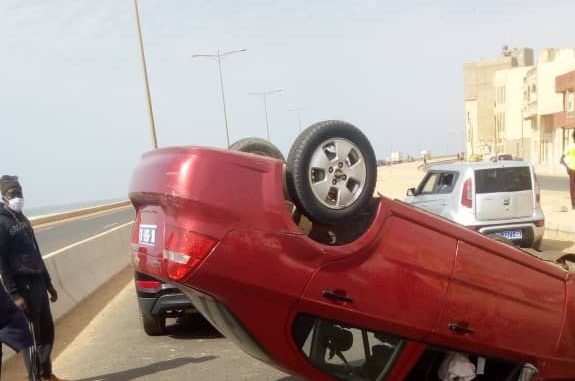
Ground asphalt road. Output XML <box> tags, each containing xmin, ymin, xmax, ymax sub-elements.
<box><xmin>34</xmin><ymin>207</ymin><xmax>135</xmax><ymax>255</ymax></box>
<box><xmin>538</xmin><ymin>174</ymin><xmax>569</xmax><ymax>192</ymax></box>
<box><xmin>52</xmin><ymin>276</ymin><xmax>304</xmax><ymax>381</ymax></box>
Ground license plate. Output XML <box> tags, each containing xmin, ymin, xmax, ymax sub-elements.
<box><xmin>498</xmin><ymin>230</ymin><xmax>522</xmax><ymax>240</ymax></box>
<box><xmin>139</xmin><ymin>224</ymin><xmax>157</xmax><ymax>246</ymax></box>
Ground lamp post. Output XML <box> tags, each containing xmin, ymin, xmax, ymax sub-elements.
<box><xmin>193</xmin><ymin>48</ymin><xmax>247</xmax><ymax>147</ymax></box>
<box><xmin>132</xmin><ymin>0</ymin><xmax>158</xmax><ymax>149</ymax></box>
<box><xmin>249</xmin><ymin>89</ymin><xmax>283</xmax><ymax>141</ymax></box>
<box><xmin>288</xmin><ymin>107</ymin><xmax>311</xmax><ymax>132</ymax></box>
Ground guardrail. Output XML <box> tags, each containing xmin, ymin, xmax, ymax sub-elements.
<box><xmin>30</xmin><ymin>200</ymin><xmax>131</xmax><ymax>226</ymax></box>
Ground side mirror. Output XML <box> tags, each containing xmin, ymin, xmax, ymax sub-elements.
<box><xmin>406</xmin><ymin>187</ymin><xmax>416</xmax><ymax>196</ymax></box>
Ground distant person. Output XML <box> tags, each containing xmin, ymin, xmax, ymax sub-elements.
<box><xmin>560</xmin><ymin>130</ymin><xmax>575</xmax><ymax>210</ymax></box>
<box><xmin>0</xmin><ymin>282</ymin><xmax>33</xmax><ymax>379</ymax></box>
<box><xmin>0</xmin><ymin>175</ymin><xmax>66</xmax><ymax>381</ymax></box>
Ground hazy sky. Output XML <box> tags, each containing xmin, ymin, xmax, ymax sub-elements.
<box><xmin>0</xmin><ymin>0</ymin><xmax>574</xmax><ymax>208</ymax></box>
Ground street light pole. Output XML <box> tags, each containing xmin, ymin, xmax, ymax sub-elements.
<box><xmin>249</xmin><ymin>89</ymin><xmax>283</xmax><ymax>141</ymax></box>
<box><xmin>288</xmin><ymin>107</ymin><xmax>311</xmax><ymax>132</ymax></box>
<box><xmin>193</xmin><ymin>48</ymin><xmax>247</xmax><ymax>147</ymax></box>
<box><xmin>133</xmin><ymin>0</ymin><xmax>158</xmax><ymax>149</ymax></box>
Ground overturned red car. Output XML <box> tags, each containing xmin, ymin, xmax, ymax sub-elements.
<box><xmin>129</xmin><ymin>121</ymin><xmax>575</xmax><ymax>381</ymax></box>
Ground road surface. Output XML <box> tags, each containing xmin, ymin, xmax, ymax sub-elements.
<box><xmin>34</xmin><ymin>207</ymin><xmax>134</xmax><ymax>254</ymax></box>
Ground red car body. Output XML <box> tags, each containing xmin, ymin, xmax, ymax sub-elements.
<box><xmin>129</xmin><ymin>146</ymin><xmax>575</xmax><ymax>381</ymax></box>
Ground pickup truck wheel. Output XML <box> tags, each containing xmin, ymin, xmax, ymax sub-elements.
<box><xmin>229</xmin><ymin>137</ymin><xmax>285</xmax><ymax>161</ymax></box>
<box><xmin>142</xmin><ymin>315</ymin><xmax>166</xmax><ymax>336</ymax></box>
<box><xmin>287</xmin><ymin>120</ymin><xmax>377</xmax><ymax>225</ymax></box>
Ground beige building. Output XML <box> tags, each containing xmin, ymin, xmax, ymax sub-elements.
<box><xmin>522</xmin><ymin>48</ymin><xmax>575</xmax><ymax>172</ymax></box>
<box><xmin>464</xmin><ymin>47</ymin><xmax>534</xmax><ymax>157</ymax></box>
<box><xmin>494</xmin><ymin>66</ymin><xmax>533</xmax><ymax>160</ymax></box>
<box><xmin>465</xmin><ymin>47</ymin><xmax>575</xmax><ymax>172</ymax></box>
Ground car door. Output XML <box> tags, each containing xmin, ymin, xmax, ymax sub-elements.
<box><xmin>406</xmin><ymin>171</ymin><xmax>458</xmax><ymax>215</ymax></box>
<box><xmin>429</xmin><ymin>240</ymin><xmax>565</xmax><ymax>358</ymax></box>
<box><xmin>295</xmin><ymin>212</ymin><xmax>457</xmax><ymax>346</ymax></box>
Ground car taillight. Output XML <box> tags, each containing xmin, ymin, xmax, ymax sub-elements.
<box><xmin>534</xmin><ymin>173</ymin><xmax>541</xmax><ymax>203</ymax></box>
<box><xmin>135</xmin><ymin>280</ymin><xmax>161</xmax><ymax>291</ymax></box>
<box><xmin>461</xmin><ymin>178</ymin><xmax>473</xmax><ymax>208</ymax></box>
<box><xmin>535</xmin><ymin>219</ymin><xmax>545</xmax><ymax>227</ymax></box>
<box><xmin>163</xmin><ymin>227</ymin><xmax>218</xmax><ymax>281</ymax></box>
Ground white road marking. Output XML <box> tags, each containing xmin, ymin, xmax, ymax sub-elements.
<box><xmin>81</xmin><ymin>209</ymin><xmax>123</xmax><ymax>221</ymax></box>
<box><xmin>103</xmin><ymin>223</ymin><xmax>118</xmax><ymax>229</ymax></box>
<box><xmin>35</xmin><ymin>226</ymin><xmax>55</xmax><ymax>233</ymax></box>
<box><xmin>43</xmin><ymin>221</ymin><xmax>134</xmax><ymax>260</ymax></box>
<box><xmin>33</xmin><ymin>205</ymin><xmax>132</xmax><ymax>229</ymax></box>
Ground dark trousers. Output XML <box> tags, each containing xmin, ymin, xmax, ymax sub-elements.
<box><xmin>1</xmin><ymin>284</ymin><xmax>33</xmax><ymax>380</ymax></box>
<box><xmin>569</xmin><ymin>170</ymin><xmax>575</xmax><ymax>209</ymax></box>
<box><xmin>15</xmin><ymin>276</ymin><xmax>54</xmax><ymax>381</ymax></box>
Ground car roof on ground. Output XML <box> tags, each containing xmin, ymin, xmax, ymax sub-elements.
<box><xmin>427</xmin><ymin>160</ymin><xmax>531</xmax><ymax>172</ymax></box>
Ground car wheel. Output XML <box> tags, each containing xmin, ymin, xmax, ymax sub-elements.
<box><xmin>532</xmin><ymin>238</ymin><xmax>543</xmax><ymax>251</ymax></box>
<box><xmin>142</xmin><ymin>314</ymin><xmax>166</xmax><ymax>336</ymax></box>
<box><xmin>286</xmin><ymin>120</ymin><xmax>377</xmax><ymax>225</ymax></box>
<box><xmin>229</xmin><ymin>137</ymin><xmax>285</xmax><ymax>161</ymax></box>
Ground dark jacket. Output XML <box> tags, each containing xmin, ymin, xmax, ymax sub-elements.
<box><xmin>0</xmin><ymin>282</ymin><xmax>32</xmax><ymax>351</ymax></box>
<box><xmin>0</xmin><ymin>205</ymin><xmax>53</xmax><ymax>300</ymax></box>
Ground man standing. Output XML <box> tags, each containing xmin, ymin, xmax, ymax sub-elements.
<box><xmin>561</xmin><ymin>130</ymin><xmax>575</xmax><ymax>210</ymax></box>
<box><xmin>0</xmin><ymin>175</ymin><xmax>65</xmax><ymax>381</ymax></box>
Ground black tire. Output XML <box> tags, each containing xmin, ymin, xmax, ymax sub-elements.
<box><xmin>142</xmin><ymin>314</ymin><xmax>166</xmax><ymax>336</ymax></box>
<box><xmin>229</xmin><ymin>137</ymin><xmax>285</xmax><ymax>161</ymax></box>
<box><xmin>286</xmin><ymin>120</ymin><xmax>377</xmax><ymax>225</ymax></box>
<box><xmin>531</xmin><ymin>238</ymin><xmax>543</xmax><ymax>251</ymax></box>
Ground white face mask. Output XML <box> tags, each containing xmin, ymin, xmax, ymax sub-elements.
<box><xmin>7</xmin><ymin>197</ymin><xmax>24</xmax><ymax>213</ymax></box>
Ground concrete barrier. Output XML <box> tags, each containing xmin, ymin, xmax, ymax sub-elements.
<box><xmin>43</xmin><ymin>222</ymin><xmax>133</xmax><ymax>320</ymax></box>
<box><xmin>2</xmin><ymin>220</ymin><xmax>133</xmax><ymax>363</ymax></box>
<box><xmin>30</xmin><ymin>200</ymin><xmax>131</xmax><ymax>227</ymax></box>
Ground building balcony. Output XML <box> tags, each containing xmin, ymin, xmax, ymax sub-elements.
<box><xmin>553</xmin><ymin>111</ymin><xmax>575</xmax><ymax>129</ymax></box>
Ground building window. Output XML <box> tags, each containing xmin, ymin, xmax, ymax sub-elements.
<box><xmin>567</xmin><ymin>91</ymin><xmax>575</xmax><ymax>117</ymax></box>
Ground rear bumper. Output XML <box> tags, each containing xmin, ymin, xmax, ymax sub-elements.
<box><xmin>477</xmin><ymin>223</ymin><xmax>544</xmax><ymax>247</ymax></box>
<box><xmin>137</xmin><ymin>293</ymin><xmax>195</xmax><ymax>317</ymax></box>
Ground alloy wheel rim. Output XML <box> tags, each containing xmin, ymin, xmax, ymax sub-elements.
<box><xmin>307</xmin><ymin>138</ymin><xmax>367</xmax><ymax>210</ymax></box>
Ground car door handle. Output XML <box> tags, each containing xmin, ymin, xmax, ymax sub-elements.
<box><xmin>448</xmin><ymin>322</ymin><xmax>474</xmax><ymax>334</ymax></box>
<box><xmin>322</xmin><ymin>290</ymin><xmax>353</xmax><ymax>303</ymax></box>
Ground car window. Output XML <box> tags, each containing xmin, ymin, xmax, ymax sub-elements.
<box><xmin>435</xmin><ymin>172</ymin><xmax>457</xmax><ymax>194</ymax></box>
<box><xmin>293</xmin><ymin>314</ymin><xmax>404</xmax><ymax>381</ymax></box>
<box><xmin>475</xmin><ymin>167</ymin><xmax>532</xmax><ymax>194</ymax></box>
<box><xmin>418</xmin><ymin>173</ymin><xmax>440</xmax><ymax>194</ymax></box>
<box><xmin>417</xmin><ymin>172</ymin><xmax>457</xmax><ymax>195</ymax></box>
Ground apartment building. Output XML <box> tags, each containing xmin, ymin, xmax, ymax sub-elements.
<box><xmin>465</xmin><ymin>47</ymin><xmax>575</xmax><ymax>172</ymax></box>
<box><xmin>554</xmin><ymin>69</ymin><xmax>575</xmax><ymax>154</ymax></box>
<box><xmin>464</xmin><ymin>47</ymin><xmax>534</xmax><ymax>157</ymax></box>
<box><xmin>494</xmin><ymin>66</ymin><xmax>533</xmax><ymax>160</ymax></box>
<box><xmin>524</xmin><ymin>49</ymin><xmax>575</xmax><ymax>171</ymax></box>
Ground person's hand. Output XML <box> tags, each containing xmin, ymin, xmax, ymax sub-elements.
<box><xmin>13</xmin><ymin>297</ymin><xmax>28</xmax><ymax>313</ymax></box>
<box><xmin>48</xmin><ymin>287</ymin><xmax>58</xmax><ymax>303</ymax></box>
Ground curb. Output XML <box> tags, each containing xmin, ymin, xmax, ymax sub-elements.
<box><xmin>30</xmin><ymin>200</ymin><xmax>131</xmax><ymax>227</ymax></box>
